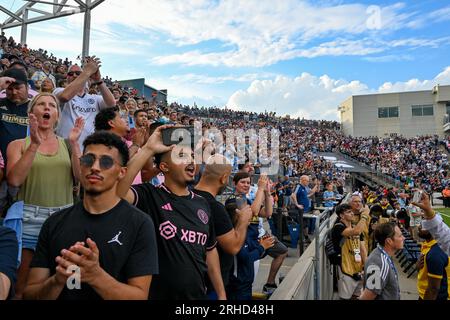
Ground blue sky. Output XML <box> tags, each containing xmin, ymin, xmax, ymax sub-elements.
<box><xmin>1</xmin><ymin>0</ymin><xmax>450</xmax><ymax>120</ymax></box>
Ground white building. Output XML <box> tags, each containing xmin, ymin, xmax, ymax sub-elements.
<box><xmin>339</xmin><ymin>84</ymin><xmax>450</xmax><ymax>138</ymax></box>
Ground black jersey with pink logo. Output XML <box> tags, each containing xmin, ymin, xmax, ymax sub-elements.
<box><xmin>131</xmin><ymin>183</ymin><xmax>216</xmax><ymax>300</ymax></box>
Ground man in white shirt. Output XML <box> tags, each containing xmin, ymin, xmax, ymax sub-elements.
<box><xmin>54</xmin><ymin>56</ymin><xmax>115</xmax><ymax>149</ymax></box>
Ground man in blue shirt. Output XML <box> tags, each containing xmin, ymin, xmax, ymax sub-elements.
<box><xmin>292</xmin><ymin>175</ymin><xmax>319</xmax><ymax>234</ymax></box>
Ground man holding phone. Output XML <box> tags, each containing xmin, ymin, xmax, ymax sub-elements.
<box><xmin>117</xmin><ymin>125</ymin><xmax>225</xmax><ymax>300</ymax></box>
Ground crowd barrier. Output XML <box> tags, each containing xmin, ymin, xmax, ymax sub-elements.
<box><xmin>270</xmin><ymin>193</ymin><xmax>352</xmax><ymax>300</ymax></box>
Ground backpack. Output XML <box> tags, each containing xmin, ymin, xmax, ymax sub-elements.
<box><xmin>325</xmin><ymin>222</ymin><xmax>345</xmax><ymax>265</ymax></box>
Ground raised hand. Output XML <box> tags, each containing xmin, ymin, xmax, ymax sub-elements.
<box><xmin>259</xmin><ymin>235</ymin><xmax>275</xmax><ymax>250</ymax></box>
<box><xmin>69</xmin><ymin>117</ymin><xmax>85</xmax><ymax>144</ymax></box>
<box><xmin>258</xmin><ymin>174</ymin><xmax>269</xmax><ymax>189</ymax></box>
<box><xmin>83</xmin><ymin>55</ymin><xmax>101</xmax><ymax>78</ymax></box>
<box><xmin>0</xmin><ymin>76</ymin><xmax>16</xmax><ymax>90</ymax></box>
<box><xmin>29</xmin><ymin>114</ymin><xmax>42</xmax><ymax>146</ymax></box>
<box><xmin>132</xmin><ymin>127</ymin><xmax>147</xmax><ymax>148</ymax></box>
<box><xmin>411</xmin><ymin>192</ymin><xmax>434</xmax><ymax>218</ymax></box>
<box><xmin>143</xmin><ymin>124</ymin><xmax>176</xmax><ymax>155</ymax></box>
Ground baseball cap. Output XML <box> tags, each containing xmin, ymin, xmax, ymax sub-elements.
<box><xmin>2</xmin><ymin>68</ymin><xmax>28</xmax><ymax>85</ymax></box>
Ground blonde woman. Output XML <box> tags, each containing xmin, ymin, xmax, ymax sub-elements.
<box><xmin>6</xmin><ymin>92</ymin><xmax>84</xmax><ymax>299</ymax></box>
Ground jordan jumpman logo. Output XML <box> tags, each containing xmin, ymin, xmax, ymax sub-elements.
<box><xmin>108</xmin><ymin>231</ymin><xmax>123</xmax><ymax>246</ymax></box>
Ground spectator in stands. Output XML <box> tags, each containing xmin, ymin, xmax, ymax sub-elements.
<box><xmin>323</xmin><ymin>182</ymin><xmax>337</xmax><ymax>207</ymax></box>
<box><xmin>396</xmin><ymin>207</ymin><xmax>411</xmax><ymax>231</ymax></box>
<box><xmin>194</xmin><ymin>154</ymin><xmax>253</xmax><ymax>299</ymax></box>
<box><xmin>386</xmin><ymin>187</ymin><xmax>398</xmax><ymax>207</ymax></box>
<box><xmin>31</xmin><ymin>59</ymin><xmax>55</xmax><ymax>90</ymax></box>
<box><xmin>282</xmin><ymin>175</ymin><xmax>292</xmax><ymax>209</ymax></box>
<box><xmin>23</xmin><ymin>132</ymin><xmax>158</xmax><ymax>300</ymax></box>
<box><xmin>6</xmin><ymin>93</ymin><xmax>84</xmax><ymax>299</ymax></box>
<box><xmin>39</xmin><ymin>77</ymin><xmax>54</xmax><ymax>93</ymax></box>
<box><xmin>94</xmin><ymin>107</ymin><xmax>151</xmax><ymax>183</ymax></box>
<box><xmin>117</xmin><ymin>126</ymin><xmax>224</xmax><ymax>299</ymax></box>
<box><xmin>417</xmin><ymin>225</ymin><xmax>450</xmax><ymax>300</ymax></box>
<box><xmin>169</xmin><ymin>110</ymin><xmax>178</xmax><ymax>124</ymax></box>
<box><xmin>360</xmin><ymin>222</ymin><xmax>404</xmax><ymax>300</ymax></box>
<box><xmin>442</xmin><ymin>185</ymin><xmax>450</xmax><ymax>208</ymax></box>
<box><xmin>291</xmin><ymin>175</ymin><xmax>319</xmax><ymax>234</ymax></box>
<box><xmin>124</xmin><ymin>98</ymin><xmax>138</xmax><ymax>129</ymax></box>
<box><xmin>349</xmin><ymin>194</ymin><xmax>370</xmax><ymax>253</ymax></box>
<box><xmin>55</xmin><ymin>57</ymin><xmax>115</xmax><ymax>149</ymax></box>
<box><xmin>237</xmin><ymin>164</ymin><xmax>287</xmax><ymax>294</ymax></box>
<box><xmin>378</xmin><ymin>196</ymin><xmax>394</xmax><ymax>217</ymax></box>
<box><xmin>0</xmin><ymin>226</ymin><xmax>19</xmax><ymax>300</ymax></box>
<box><xmin>227</xmin><ymin>207</ymin><xmax>274</xmax><ymax>300</ymax></box>
<box><xmin>332</xmin><ymin>203</ymin><xmax>369</xmax><ymax>299</ymax></box>
<box><xmin>111</xmin><ymin>88</ymin><xmax>121</xmax><ymax>102</ymax></box>
<box><xmin>53</xmin><ymin>65</ymin><xmax>66</xmax><ymax>85</ymax></box>
<box><xmin>0</xmin><ymin>70</ymin><xmax>30</xmax><ymax>165</ymax></box>
<box><xmin>414</xmin><ymin>193</ymin><xmax>450</xmax><ymax>256</ymax></box>
<box><xmin>127</xmin><ymin>109</ymin><xmax>149</xmax><ymax>141</ymax></box>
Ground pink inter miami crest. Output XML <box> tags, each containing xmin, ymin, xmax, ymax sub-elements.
<box><xmin>197</xmin><ymin>209</ymin><xmax>209</xmax><ymax>224</ymax></box>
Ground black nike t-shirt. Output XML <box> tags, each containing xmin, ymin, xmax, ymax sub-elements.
<box><xmin>30</xmin><ymin>200</ymin><xmax>158</xmax><ymax>300</ymax></box>
<box><xmin>193</xmin><ymin>189</ymin><xmax>234</xmax><ymax>289</ymax></box>
<box><xmin>131</xmin><ymin>183</ymin><xmax>217</xmax><ymax>300</ymax></box>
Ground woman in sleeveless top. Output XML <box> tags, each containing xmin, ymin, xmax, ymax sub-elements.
<box><xmin>6</xmin><ymin>92</ymin><xmax>84</xmax><ymax>299</ymax></box>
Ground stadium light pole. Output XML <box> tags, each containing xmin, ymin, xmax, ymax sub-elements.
<box><xmin>0</xmin><ymin>0</ymin><xmax>104</xmax><ymax>59</ymax></box>
<box><xmin>81</xmin><ymin>0</ymin><xmax>91</xmax><ymax>60</ymax></box>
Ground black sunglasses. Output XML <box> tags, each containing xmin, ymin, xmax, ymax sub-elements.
<box><xmin>67</xmin><ymin>71</ymin><xmax>82</xmax><ymax>76</ymax></box>
<box><xmin>79</xmin><ymin>154</ymin><xmax>120</xmax><ymax>170</ymax></box>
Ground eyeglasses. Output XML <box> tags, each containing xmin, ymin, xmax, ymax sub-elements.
<box><xmin>67</xmin><ymin>71</ymin><xmax>82</xmax><ymax>76</ymax></box>
<box><xmin>79</xmin><ymin>154</ymin><xmax>120</xmax><ymax>170</ymax></box>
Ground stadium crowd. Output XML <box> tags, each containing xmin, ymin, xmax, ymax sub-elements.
<box><xmin>1</xmin><ymin>35</ymin><xmax>450</xmax><ymax>301</ymax></box>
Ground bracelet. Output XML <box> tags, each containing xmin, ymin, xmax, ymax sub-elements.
<box><xmin>94</xmin><ymin>80</ymin><xmax>104</xmax><ymax>85</ymax></box>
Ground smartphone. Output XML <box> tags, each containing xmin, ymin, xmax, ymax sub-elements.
<box><xmin>162</xmin><ymin>126</ymin><xmax>194</xmax><ymax>147</ymax></box>
<box><xmin>235</xmin><ymin>195</ymin><xmax>247</xmax><ymax>210</ymax></box>
<box><xmin>412</xmin><ymin>190</ymin><xmax>423</xmax><ymax>203</ymax></box>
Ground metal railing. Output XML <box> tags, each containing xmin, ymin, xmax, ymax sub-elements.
<box><xmin>270</xmin><ymin>193</ymin><xmax>351</xmax><ymax>300</ymax></box>
<box><xmin>338</xmin><ymin>152</ymin><xmax>398</xmax><ymax>187</ymax></box>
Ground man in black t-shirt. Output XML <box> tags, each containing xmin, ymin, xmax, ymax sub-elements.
<box><xmin>118</xmin><ymin>125</ymin><xmax>223</xmax><ymax>300</ymax></box>
<box><xmin>193</xmin><ymin>154</ymin><xmax>253</xmax><ymax>298</ymax></box>
<box><xmin>24</xmin><ymin>132</ymin><xmax>158</xmax><ymax>300</ymax></box>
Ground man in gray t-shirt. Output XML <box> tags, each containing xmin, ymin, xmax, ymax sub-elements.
<box><xmin>360</xmin><ymin>222</ymin><xmax>404</xmax><ymax>300</ymax></box>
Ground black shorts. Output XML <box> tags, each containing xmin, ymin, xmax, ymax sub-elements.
<box><xmin>265</xmin><ymin>235</ymin><xmax>288</xmax><ymax>258</ymax></box>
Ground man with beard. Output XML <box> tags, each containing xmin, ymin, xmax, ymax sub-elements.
<box><xmin>194</xmin><ymin>154</ymin><xmax>253</xmax><ymax>299</ymax></box>
<box><xmin>117</xmin><ymin>126</ymin><xmax>225</xmax><ymax>299</ymax></box>
<box><xmin>23</xmin><ymin>132</ymin><xmax>158</xmax><ymax>300</ymax></box>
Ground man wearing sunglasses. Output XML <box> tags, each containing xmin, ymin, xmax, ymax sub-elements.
<box><xmin>117</xmin><ymin>126</ymin><xmax>225</xmax><ymax>300</ymax></box>
<box><xmin>24</xmin><ymin>131</ymin><xmax>158</xmax><ymax>300</ymax></box>
<box><xmin>54</xmin><ymin>56</ymin><xmax>115</xmax><ymax>150</ymax></box>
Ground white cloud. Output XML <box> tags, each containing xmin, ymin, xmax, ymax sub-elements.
<box><xmin>378</xmin><ymin>66</ymin><xmax>450</xmax><ymax>93</ymax></box>
<box><xmin>227</xmin><ymin>66</ymin><xmax>450</xmax><ymax>120</ymax></box>
<box><xmin>83</xmin><ymin>0</ymin><xmax>447</xmax><ymax>67</ymax></box>
<box><xmin>227</xmin><ymin>73</ymin><xmax>369</xmax><ymax>120</ymax></box>
<box><xmin>169</xmin><ymin>73</ymin><xmax>274</xmax><ymax>84</ymax></box>
<box><xmin>363</xmin><ymin>54</ymin><xmax>414</xmax><ymax>63</ymax></box>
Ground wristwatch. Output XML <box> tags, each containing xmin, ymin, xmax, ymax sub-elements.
<box><xmin>93</xmin><ymin>80</ymin><xmax>104</xmax><ymax>85</ymax></box>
